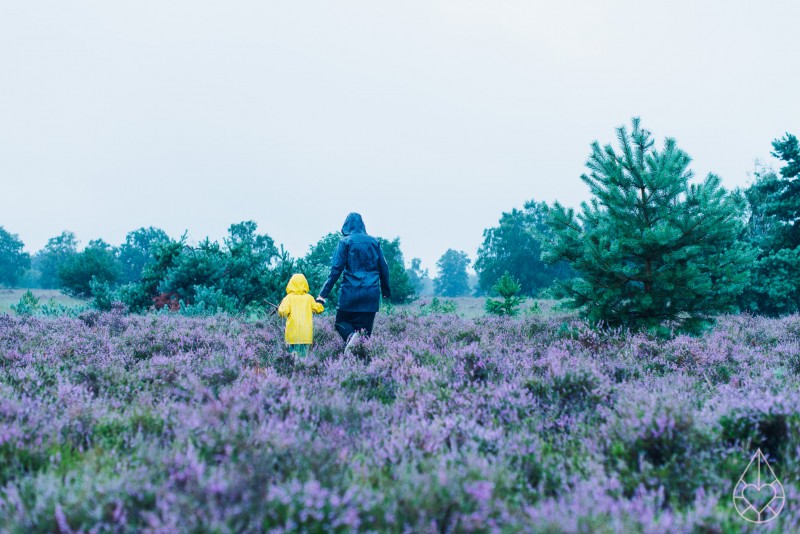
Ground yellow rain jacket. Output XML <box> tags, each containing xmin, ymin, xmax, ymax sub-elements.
<box><xmin>278</xmin><ymin>274</ymin><xmax>324</xmax><ymax>344</ymax></box>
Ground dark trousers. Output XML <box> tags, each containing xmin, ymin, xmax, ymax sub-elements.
<box><xmin>334</xmin><ymin>310</ymin><xmax>376</xmax><ymax>342</ymax></box>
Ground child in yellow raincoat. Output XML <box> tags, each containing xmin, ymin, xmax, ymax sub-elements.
<box><xmin>278</xmin><ymin>273</ymin><xmax>325</xmax><ymax>357</ymax></box>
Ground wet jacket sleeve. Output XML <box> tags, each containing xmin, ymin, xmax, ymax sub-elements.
<box><xmin>312</xmin><ymin>299</ymin><xmax>324</xmax><ymax>314</ymax></box>
<box><xmin>320</xmin><ymin>240</ymin><xmax>346</xmax><ymax>299</ymax></box>
<box><xmin>278</xmin><ymin>296</ymin><xmax>290</xmax><ymax>318</ymax></box>
<box><xmin>378</xmin><ymin>246</ymin><xmax>391</xmax><ymax>299</ymax></box>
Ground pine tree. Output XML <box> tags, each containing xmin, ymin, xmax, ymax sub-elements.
<box><xmin>484</xmin><ymin>272</ymin><xmax>525</xmax><ymax>316</ymax></box>
<box><xmin>545</xmin><ymin>118</ymin><xmax>754</xmax><ymax>334</ymax></box>
<box><xmin>739</xmin><ymin>133</ymin><xmax>800</xmax><ymax>315</ymax></box>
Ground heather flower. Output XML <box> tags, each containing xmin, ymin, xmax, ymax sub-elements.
<box><xmin>1</xmin><ymin>311</ymin><xmax>800</xmax><ymax>531</ymax></box>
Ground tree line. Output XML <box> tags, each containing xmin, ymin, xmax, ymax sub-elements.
<box><xmin>0</xmin><ymin>223</ymin><xmax>427</xmax><ymax>313</ymax></box>
<box><xmin>0</xmin><ymin>212</ymin><xmax>566</xmax><ymax>310</ymax></box>
<box><xmin>1</xmin><ymin>119</ymin><xmax>798</xmax><ymax>331</ymax></box>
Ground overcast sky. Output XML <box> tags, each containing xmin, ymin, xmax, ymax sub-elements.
<box><xmin>2</xmin><ymin>1</ymin><xmax>798</xmax><ymax>272</ymax></box>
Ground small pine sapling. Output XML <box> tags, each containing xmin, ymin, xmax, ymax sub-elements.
<box><xmin>485</xmin><ymin>272</ymin><xmax>525</xmax><ymax>316</ymax></box>
<box><xmin>10</xmin><ymin>290</ymin><xmax>40</xmax><ymax>315</ymax></box>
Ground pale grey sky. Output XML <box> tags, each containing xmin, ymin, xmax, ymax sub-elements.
<box><xmin>2</xmin><ymin>1</ymin><xmax>798</xmax><ymax>272</ymax></box>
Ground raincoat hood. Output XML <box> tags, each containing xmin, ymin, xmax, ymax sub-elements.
<box><xmin>286</xmin><ymin>273</ymin><xmax>310</xmax><ymax>295</ymax></box>
<box><xmin>341</xmin><ymin>213</ymin><xmax>366</xmax><ymax>236</ymax></box>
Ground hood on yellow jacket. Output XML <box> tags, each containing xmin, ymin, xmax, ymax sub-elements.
<box><xmin>286</xmin><ymin>273</ymin><xmax>310</xmax><ymax>295</ymax></box>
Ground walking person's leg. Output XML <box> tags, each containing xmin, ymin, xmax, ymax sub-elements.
<box><xmin>334</xmin><ymin>309</ymin><xmax>356</xmax><ymax>343</ymax></box>
<box><xmin>341</xmin><ymin>312</ymin><xmax>376</xmax><ymax>354</ymax></box>
<box><xmin>351</xmin><ymin>312</ymin><xmax>377</xmax><ymax>337</ymax></box>
<box><xmin>337</xmin><ymin>310</ymin><xmax>377</xmax><ymax>353</ymax></box>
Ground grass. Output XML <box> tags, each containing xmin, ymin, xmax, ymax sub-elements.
<box><xmin>0</xmin><ymin>289</ymin><xmax>560</xmax><ymax>320</ymax></box>
<box><xmin>0</xmin><ymin>288</ymin><xmax>86</xmax><ymax>314</ymax></box>
<box><xmin>400</xmin><ymin>296</ymin><xmax>563</xmax><ymax>318</ymax></box>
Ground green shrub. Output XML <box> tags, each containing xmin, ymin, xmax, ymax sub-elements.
<box><xmin>58</xmin><ymin>240</ymin><xmax>120</xmax><ymax>297</ymax></box>
<box><xmin>89</xmin><ymin>277</ymin><xmax>115</xmax><ymax>311</ymax></box>
<box><xmin>419</xmin><ymin>297</ymin><xmax>457</xmax><ymax>316</ymax></box>
<box><xmin>179</xmin><ymin>286</ymin><xmax>239</xmax><ymax>316</ymax></box>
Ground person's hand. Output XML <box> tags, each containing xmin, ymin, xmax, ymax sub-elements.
<box><xmin>316</xmin><ymin>296</ymin><xmax>326</xmax><ymax>304</ymax></box>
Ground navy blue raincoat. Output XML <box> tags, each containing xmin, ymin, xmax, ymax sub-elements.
<box><xmin>320</xmin><ymin>213</ymin><xmax>391</xmax><ymax>312</ymax></box>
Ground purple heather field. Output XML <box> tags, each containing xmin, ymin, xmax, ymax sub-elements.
<box><xmin>1</xmin><ymin>307</ymin><xmax>799</xmax><ymax>533</ymax></box>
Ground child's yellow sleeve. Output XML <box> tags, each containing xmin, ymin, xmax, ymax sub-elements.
<box><xmin>312</xmin><ymin>300</ymin><xmax>324</xmax><ymax>314</ymax></box>
<box><xmin>278</xmin><ymin>296</ymin><xmax>291</xmax><ymax>318</ymax></box>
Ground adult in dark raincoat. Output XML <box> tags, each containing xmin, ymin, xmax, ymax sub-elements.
<box><xmin>317</xmin><ymin>213</ymin><xmax>391</xmax><ymax>348</ymax></box>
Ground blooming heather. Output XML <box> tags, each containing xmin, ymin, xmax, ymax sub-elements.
<box><xmin>1</xmin><ymin>309</ymin><xmax>799</xmax><ymax>532</ymax></box>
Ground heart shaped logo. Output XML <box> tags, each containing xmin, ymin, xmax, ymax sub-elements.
<box><xmin>733</xmin><ymin>449</ymin><xmax>785</xmax><ymax>524</ymax></box>
<box><xmin>742</xmin><ymin>483</ymin><xmax>777</xmax><ymax>515</ymax></box>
